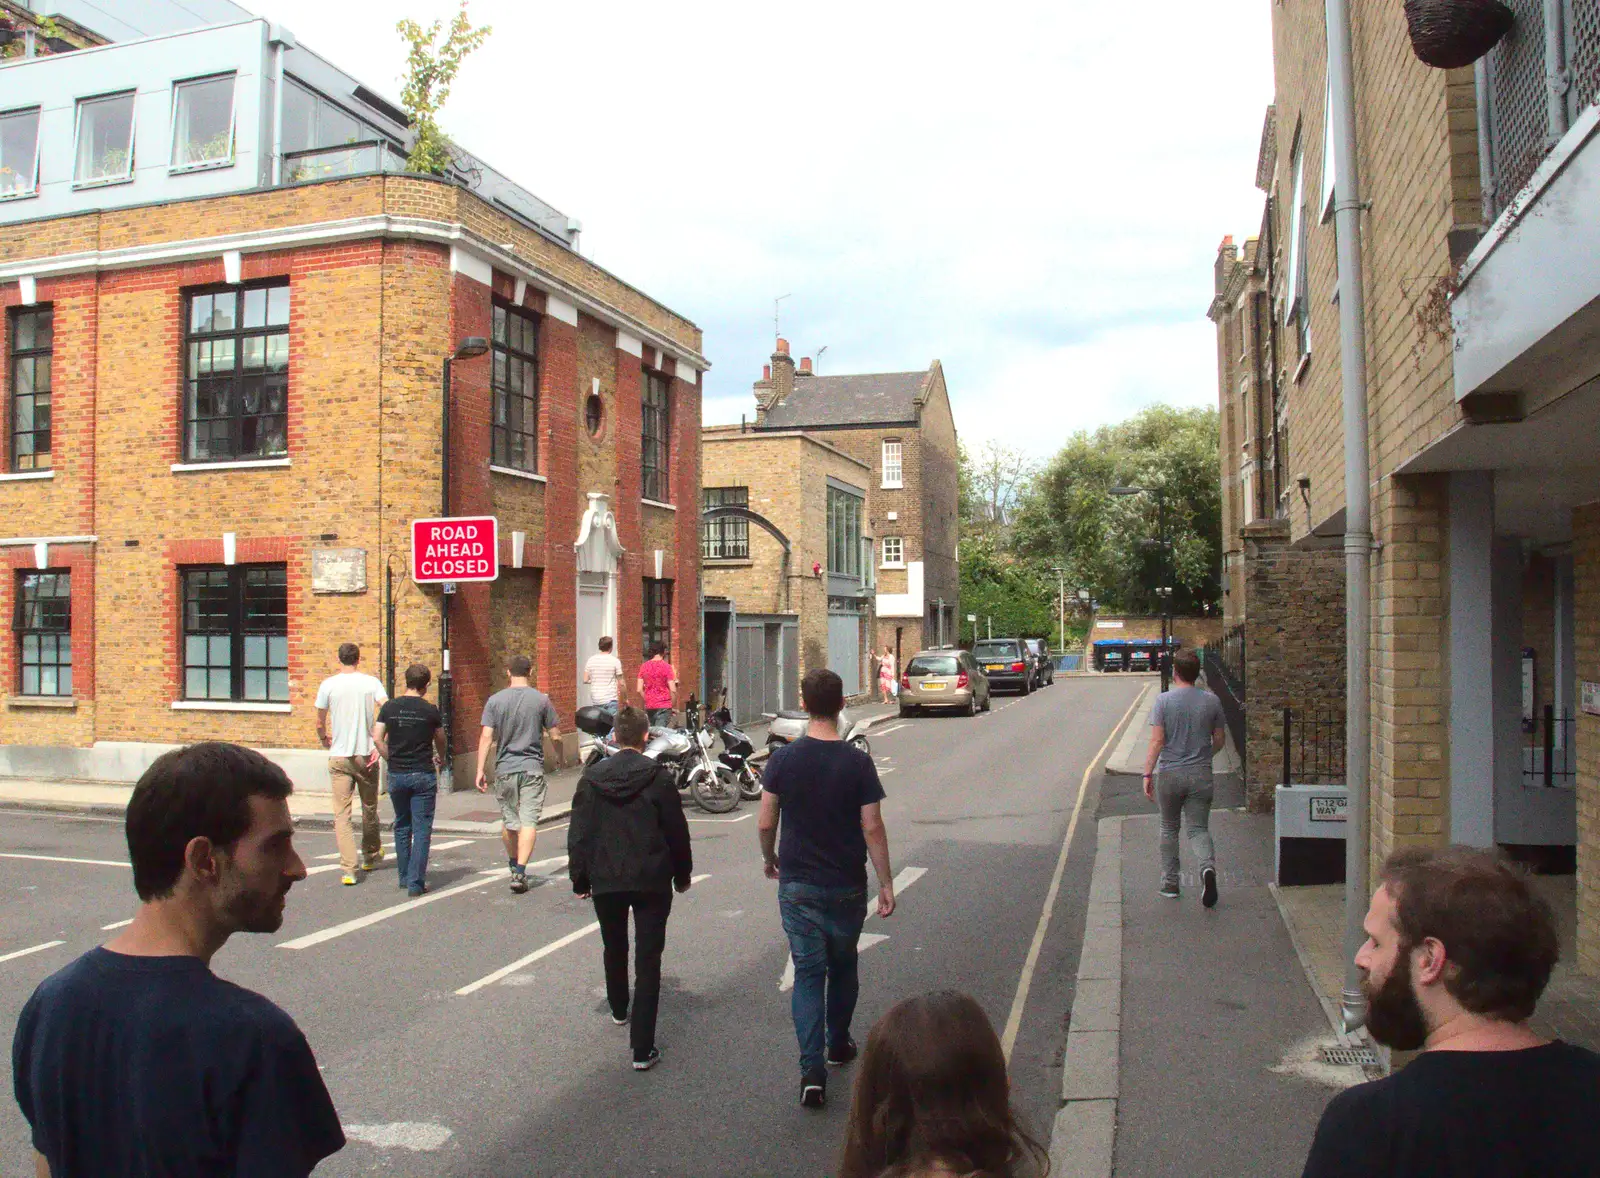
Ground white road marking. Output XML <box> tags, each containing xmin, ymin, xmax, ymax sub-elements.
<box><xmin>101</xmin><ymin>919</ymin><xmax>134</xmax><ymax>930</ymax></box>
<box><xmin>873</xmin><ymin>723</ymin><xmax>909</xmax><ymax>736</ymax></box>
<box><xmin>305</xmin><ymin>839</ymin><xmax>474</xmax><ymax>875</ymax></box>
<box><xmin>690</xmin><ymin>873</ymin><xmax>711</xmax><ymax>884</ymax></box>
<box><xmin>686</xmin><ymin>813</ymin><xmax>754</xmax><ymax>824</ymax></box>
<box><xmin>279</xmin><ymin>856</ymin><xmax>568</xmax><ymax>950</ymax></box>
<box><xmin>456</xmin><ymin>923</ymin><xmax>600</xmax><ymax>995</ymax></box>
<box><xmin>343</xmin><ymin>1122</ymin><xmax>454</xmax><ymax>1151</ymax></box>
<box><xmin>999</xmin><ymin>685</ymin><xmax>1148</xmax><ymax>1061</ymax></box>
<box><xmin>878</xmin><ymin>767</ymin><xmax>897</xmax><ymax>775</ymax></box>
<box><xmin>0</xmin><ymin>939</ymin><xmax>65</xmax><ymax>964</ymax></box>
<box><xmin>0</xmin><ymin>852</ymin><xmax>128</xmax><ymax>868</ymax></box>
<box><xmin>779</xmin><ymin>866</ymin><xmax>927</xmax><ymax>991</ymax></box>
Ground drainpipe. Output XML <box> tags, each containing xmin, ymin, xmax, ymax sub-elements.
<box><xmin>1475</xmin><ymin>59</ymin><xmax>1497</xmax><ymax>222</ymax></box>
<box><xmin>1544</xmin><ymin>0</ymin><xmax>1568</xmax><ymax>147</ymax></box>
<box><xmin>1324</xmin><ymin>0</ymin><xmax>1373</xmax><ymax>1034</ymax></box>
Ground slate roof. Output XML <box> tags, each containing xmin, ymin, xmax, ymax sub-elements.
<box><xmin>758</xmin><ymin>370</ymin><xmax>927</xmax><ymax>429</ymax></box>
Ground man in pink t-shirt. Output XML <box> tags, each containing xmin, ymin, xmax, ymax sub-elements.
<box><xmin>636</xmin><ymin>644</ymin><xmax>678</xmax><ymax>726</ymax></box>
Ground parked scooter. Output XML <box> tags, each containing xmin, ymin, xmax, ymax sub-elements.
<box><xmin>708</xmin><ymin>704</ymin><xmax>763</xmax><ymax>801</ymax></box>
<box><xmin>574</xmin><ymin>700</ymin><xmax>742</xmax><ymax>814</ymax></box>
<box><xmin>761</xmin><ymin>707</ymin><xmax>872</xmax><ymax>759</ymax></box>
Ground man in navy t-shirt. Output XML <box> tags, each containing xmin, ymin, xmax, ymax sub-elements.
<box><xmin>758</xmin><ymin>668</ymin><xmax>895</xmax><ymax>1110</ymax></box>
<box><xmin>11</xmin><ymin>742</ymin><xmax>344</xmax><ymax>1177</ymax></box>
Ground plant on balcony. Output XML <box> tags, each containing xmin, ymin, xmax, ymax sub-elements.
<box><xmin>190</xmin><ymin>131</ymin><xmax>233</xmax><ymax>164</ymax></box>
<box><xmin>397</xmin><ymin>1</ymin><xmax>491</xmax><ymax>176</ymax></box>
<box><xmin>1404</xmin><ymin>0</ymin><xmax>1514</xmax><ymax>69</ymax></box>
<box><xmin>95</xmin><ymin>147</ymin><xmax>130</xmax><ymax>179</ymax></box>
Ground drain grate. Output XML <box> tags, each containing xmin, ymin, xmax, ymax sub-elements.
<box><xmin>1316</xmin><ymin>1044</ymin><xmax>1381</xmax><ymax>1068</ymax></box>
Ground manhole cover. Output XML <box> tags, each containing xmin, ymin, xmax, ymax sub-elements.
<box><xmin>1316</xmin><ymin>1044</ymin><xmax>1381</xmax><ymax>1068</ymax></box>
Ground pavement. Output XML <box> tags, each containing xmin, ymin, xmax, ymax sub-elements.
<box><xmin>1102</xmin><ymin>679</ymin><xmax>1242</xmax><ymax>778</ymax></box>
<box><xmin>0</xmin><ymin>682</ymin><xmax>1119</xmax><ymax>1176</ymax></box>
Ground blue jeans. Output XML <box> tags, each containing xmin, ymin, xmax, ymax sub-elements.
<box><xmin>779</xmin><ymin>881</ymin><xmax>868</xmax><ymax>1077</ymax></box>
<box><xmin>388</xmin><ymin>770</ymin><xmax>438</xmax><ymax>890</ymax></box>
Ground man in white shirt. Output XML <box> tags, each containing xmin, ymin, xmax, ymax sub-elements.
<box><xmin>583</xmin><ymin>636</ymin><xmax>626</xmax><ymax>718</ymax></box>
<box><xmin>315</xmin><ymin>643</ymin><xmax>388</xmax><ymax>885</ymax></box>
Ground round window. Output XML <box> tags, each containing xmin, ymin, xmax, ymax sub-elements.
<box><xmin>585</xmin><ymin>393</ymin><xmax>604</xmax><ymax>437</ymax></box>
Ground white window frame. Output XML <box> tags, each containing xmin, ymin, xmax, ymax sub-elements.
<box><xmin>1320</xmin><ymin>73</ymin><xmax>1337</xmax><ymax>224</ymax></box>
<box><xmin>170</xmin><ymin>73</ymin><xmax>238</xmax><ymax>174</ymax></box>
<box><xmin>0</xmin><ymin>106</ymin><xmax>43</xmax><ymax>201</ymax></box>
<box><xmin>881</xmin><ymin>440</ymin><xmax>903</xmax><ymax>489</ymax></box>
<box><xmin>1283</xmin><ymin>134</ymin><xmax>1306</xmax><ymax>328</ymax></box>
<box><xmin>73</xmin><ymin>90</ymin><xmax>137</xmax><ymax>188</ymax></box>
<box><xmin>880</xmin><ymin>536</ymin><xmax>905</xmax><ymax>568</ymax></box>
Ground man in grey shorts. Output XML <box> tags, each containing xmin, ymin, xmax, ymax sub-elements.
<box><xmin>1142</xmin><ymin>649</ymin><xmax>1227</xmax><ymax>908</ymax></box>
<box><xmin>475</xmin><ymin>654</ymin><xmax>562</xmax><ymax>894</ymax></box>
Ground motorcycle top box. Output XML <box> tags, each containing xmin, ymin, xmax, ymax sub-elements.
<box><xmin>573</xmin><ymin>705</ymin><xmax>615</xmax><ymax>737</ymax></box>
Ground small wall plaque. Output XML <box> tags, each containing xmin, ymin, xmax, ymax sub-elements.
<box><xmin>1582</xmin><ymin>681</ymin><xmax>1600</xmax><ymax>717</ymax></box>
<box><xmin>311</xmin><ymin>547</ymin><xmax>367</xmax><ymax>594</ymax></box>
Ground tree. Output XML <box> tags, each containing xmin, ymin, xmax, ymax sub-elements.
<box><xmin>958</xmin><ymin>532</ymin><xmax>1061</xmax><ymax>644</ymax></box>
<box><xmin>1011</xmin><ymin>405</ymin><xmax>1221</xmax><ymax>616</ymax></box>
<box><xmin>960</xmin><ymin>439</ymin><xmax>1037</xmax><ymax>534</ymax></box>
<box><xmin>397</xmin><ymin>2</ymin><xmax>491</xmax><ymax>176</ymax></box>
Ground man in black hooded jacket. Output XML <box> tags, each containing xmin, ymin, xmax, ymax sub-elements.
<box><xmin>569</xmin><ymin>705</ymin><xmax>693</xmax><ymax>1071</ymax></box>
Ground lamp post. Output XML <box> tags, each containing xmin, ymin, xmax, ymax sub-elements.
<box><xmin>438</xmin><ymin>335</ymin><xmax>490</xmax><ymax>790</ymax></box>
<box><xmin>1051</xmin><ymin>566</ymin><xmax>1066</xmax><ymax>653</ymax></box>
<box><xmin>1111</xmin><ymin>484</ymin><xmax>1173</xmax><ymax>691</ymax></box>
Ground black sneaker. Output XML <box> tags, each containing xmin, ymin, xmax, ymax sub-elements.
<box><xmin>509</xmin><ymin>869</ymin><xmax>528</xmax><ymax>895</ymax></box>
<box><xmin>800</xmin><ymin>1072</ymin><xmax>826</xmax><ymax>1109</ymax></box>
<box><xmin>610</xmin><ymin>1009</ymin><xmax>629</xmax><ymax>1026</ymax></box>
<box><xmin>1159</xmin><ymin>883</ymin><xmax>1180</xmax><ymax>900</ymax></box>
<box><xmin>632</xmin><ymin>1047</ymin><xmax>661</xmax><ymax>1072</ymax></box>
<box><xmin>826</xmin><ymin>1037</ymin><xmax>858</xmax><ymax>1067</ymax></box>
<box><xmin>407</xmin><ymin>885</ymin><xmax>428</xmax><ymax>898</ymax></box>
<box><xmin>1201</xmin><ymin>867</ymin><xmax>1219</xmax><ymax>909</ymax></box>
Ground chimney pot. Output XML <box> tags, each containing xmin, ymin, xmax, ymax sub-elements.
<box><xmin>763</xmin><ymin>364</ymin><xmax>771</xmax><ymax>380</ymax></box>
<box><xmin>776</xmin><ymin>338</ymin><xmax>790</xmax><ymax>356</ymax></box>
<box><xmin>799</xmin><ymin>356</ymin><xmax>813</xmax><ymax>374</ymax></box>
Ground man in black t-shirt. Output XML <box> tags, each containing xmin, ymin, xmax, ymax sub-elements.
<box><xmin>12</xmin><ymin>742</ymin><xmax>343</xmax><ymax>1178</ymax></box>
<box><xmin>758</xmin><ymin>668</ymin><xmax>895</xmax><ymax>1110</ymax></box>
<box><xmin>1302</xmin><ymin>845</ymin><xmax>1600</xmax><ymax>1178</ymax></box>
<box><xmin>374</xmin><ymin>662</ymin><xmax>447</xmax><ymax>896</ymax></box>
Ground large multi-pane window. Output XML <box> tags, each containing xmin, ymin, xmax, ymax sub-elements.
<box><xmin>280</xmin><ymin>77</ymin><xmax>403</xmax><ymax>181</ymax></box>
<box><xmin>0</xmin><ymin>107</ymin><xmax>42</xmax><ymax>199</ymax></box>
<box><xmin>641</xmin><ymin>368</ymin><xmax>670</xmax><ymax>502</ymax></box>
<box><xmin>16</xmin><ymin>571</ymin><xmax>70</xmax><ymax>697</ymax></box>
<box><xmin>881</xmin><ymin>440</ymin><xmax>903</xmax><ymax>488</ymax></box>
<box><xmin>701</xmin><ymin>486</ymin><xmax>749</xmax><ymax>559</ymax></box>
<box><xmin>171</xmin><ymin>74</ymin><xmax>236</xmax><ymax>170</ymax></box>
<box><xmin>491</xmin><ymin>302</ymin><xmax>540</xmax><ymax>472</ymax></box>
<box><xmin>184</xmin><ymin>283</ymin><xmax>290</xmax><ymax>462</ymax></box>
<box><xmin>643</xmin><ymin>579</ymin><xmax>672</xmax><ymax>656</ymax></box>
<box><xmin>182</xmin><ymin>565</ymin><xmax>289</xmax><ymax>702</ymax></box>
<box><xmin>827</xmin><ymin>485</ymin><xmax>863</xmax><ymax>577</ymax></box>
<box><xmin>9</xmin><ymin>306</ymin><xmax>51</xmax><ymax>471</ymax></box>
<box><xmin>74</xmin><ymin>91</ymin><xmax>136</xmax><ymax>185</ymax></box>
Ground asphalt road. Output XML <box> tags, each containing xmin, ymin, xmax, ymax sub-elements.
<box><xmin>1</xmin><ymin>675</ymin><xmax>1147</xmax><ymax>1178</ymax></box>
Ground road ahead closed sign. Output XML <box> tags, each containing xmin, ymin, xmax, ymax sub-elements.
<box><xmin>412</xmin><ymin>516</ymin><xmax>498</xmax><ymax>583</ymax></box>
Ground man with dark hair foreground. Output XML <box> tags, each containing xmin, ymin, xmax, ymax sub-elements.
<box><xmin>1302</xmin><ymin>845</ymin><xmax>1600</xmax><ymax>1177</ymax></box>
<box><xmin>759</xmin><ymin>668</ymin><xmax>895</xmax><ymax>1109</ymax></box>
<box><xmin>568</xmin><ymin>705</ymin><xmax>693</xmax><ymax>1071</ymax></box>
<box><xmin>12</xmin><ymin>742</ymin><xmax>343</xmax><ymax>1177</ymax></box>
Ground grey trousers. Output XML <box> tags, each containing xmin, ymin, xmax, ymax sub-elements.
<box><xmin>1157</xmin><ymin>769</ymin><xmax>1216</xmax><ymax>888</ymax></box>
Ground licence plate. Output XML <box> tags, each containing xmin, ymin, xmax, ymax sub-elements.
<box><xmin>922</xmin><ymin>682</ymin><xmax>946</xmax><ymax>691</ymax></box>
<box><xmin>985</xmin><ymin>664</ymin><xmax>1004</xmax><ymax>671</ymax></box>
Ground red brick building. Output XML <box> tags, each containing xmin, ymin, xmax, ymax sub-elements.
<box><xmin>0</xmin><ymin>15</ymin><xmax>702</xmax><ymax>787</ymax></box>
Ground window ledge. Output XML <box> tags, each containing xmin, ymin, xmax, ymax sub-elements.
<box><xmin>642</xmin><ymin>498</ymin><xmax>677</xmax><ymax>511</ymax></box>
<box><xmin>881</xmin><ymin>482</ymin><xmax>904</xmax><ymax>491</ymax></box>
<box><xmin>490</xmin><ymin>465</ymin><xmax>547</xmax><ymax>484</ymax></box>
<box><xmin>705</xmin><ymin>558</ymin><xmax>753</xmax><ymax>567</ymax></box>
<box><xmin>7</xmin><ymin>696</ymin><xmax>77</xmax><ymax>710</ymax></box>
<box><xmin>71</xmin><ymin>175</ymin><xmax>135</xmax><ymax>191</ymax></box>
<box><xmin>880</xmin><ymin>562</ymin><xmax>907</xmax><ymax>571</ymax></box>
<box><xmin>171</xmin><ymin>700</ymin><xmax>292</xmax><ymax>713</ymax></box>
<box><xmin>0</xmin><ymin>190</ymin><xmax>39</xmax><ymax>204</ymax></box>
<box><xmin>169</xmin><ymin>159</ymin><xmax>235</xmax><ymax>176</ymax></box>
<box><xmin>0</xmin><ymin>470</ymin><xmax>53</xmax><ymax>483</ymax></box>
<box><xmin>171</xmin><ymin>458</ymin><xmax>291</xmax><ymax>473</ymax></box>
<box><xmin>1293</xmin><ymin>353</ymin><xmax>1312</xmax><ymax>384</ymax></box>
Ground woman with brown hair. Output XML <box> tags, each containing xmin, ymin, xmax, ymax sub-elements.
<box><xmin>839</xmin><ymin>991</ymin><xmax>1049</xmax><ymax>1178</ymax></box>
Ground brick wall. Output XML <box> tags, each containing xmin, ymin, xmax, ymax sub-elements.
<box><xmin>1571</xmin><ymin>504</ymin><xmax>1600</xmax><ymax>978</ymax></box>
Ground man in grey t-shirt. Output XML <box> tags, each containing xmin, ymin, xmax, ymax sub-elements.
<box><xmin>1142</xmin><ymin>649</ymin><xmax>1227</xmax><ymax>907</ymax></box>
<box><xmin>475</xmin><ymin>654</ymin><xmax>561</xmax><ymax>894</ymax></box>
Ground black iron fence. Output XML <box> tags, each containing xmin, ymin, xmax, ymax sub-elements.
<box><xmin>1201</xmin><ymin>629</ymin><xmax>1246</xmax><ymax>779</ymax></box>
<box><xmin>1281</xmin><ymin>706</ymin><xmax>1346</xmax><ymax>785</ymax></box>
<box><xmin>1523</xmin><ymin>706</ymin><xmax>1576</xmax><ymax>788</ymax></box>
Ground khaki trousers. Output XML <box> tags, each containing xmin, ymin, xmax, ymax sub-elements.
<box><xmin>329</xmin><ymin>755</ymin><xmax>381</xmax><ymax>872</ymax></box>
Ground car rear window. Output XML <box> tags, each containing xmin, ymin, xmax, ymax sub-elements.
<box><xmin>973</xmin><ymin>642</ymin><xmax>1020</xmax><ymax>660</ymax></box>
<box><xmin>907</xmin><ymin>655</ymin><xmax>959</xmax><ymax>675</ymax></box>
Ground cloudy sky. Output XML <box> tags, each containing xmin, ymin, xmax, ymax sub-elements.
<box><xmin>248</xmin><ymin>0</ymin><xmax>1273</xmax><ymax>456</ymax></box>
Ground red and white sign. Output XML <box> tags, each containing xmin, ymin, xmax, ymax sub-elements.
<box><xmin>412</xmin><ymin>516</ymin><xmax>499</xmax><ymax>583</ymax></box>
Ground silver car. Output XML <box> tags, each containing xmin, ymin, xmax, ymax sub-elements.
<box><xmin>899</xmin><ymin>649</ymin><xmax>991</xmax><ymax>717</ymax></box>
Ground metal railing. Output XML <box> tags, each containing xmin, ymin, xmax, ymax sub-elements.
<box><xmin>1281</xmin><ymin>706</ymin><xmax>1346</xmax><ymax>785</ymax></box>
<box><xmin>282</xmin><ymin>141</ymin><xmax>409</xmax><ymax>185</ymax></box>
<box><xmin>1201</xmin><ymin>632</ymin><xmax>1247</xmax><ymax>780</ymax></box>
<box><xmin>1523</xmin><ymin>706</ymin><xmax>1576</xmax><ymax>788</ymax></box>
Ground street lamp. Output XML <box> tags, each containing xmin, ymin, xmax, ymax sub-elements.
<box><xmin>1111</xmin><ymin>484</ymin><xmax>1174</xmax><ymax>691</ymax></box>
<box><xmin>438</xmin><ymin>336</ymin><xmax>490</xmax><ymax>790</ymax></box>
<box><xmin>1050</xmin><ymin>567</ymin><xmax>1066</xmax><ymax>654</ymax></box>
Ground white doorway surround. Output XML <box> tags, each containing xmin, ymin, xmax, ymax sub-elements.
<box><xmin>574</xmin><ymin>493</ymin><xmax>623</xmax><ymax>713</ymax></box>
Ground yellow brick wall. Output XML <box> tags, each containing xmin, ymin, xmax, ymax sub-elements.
<box><xmin>1572</xmin><ymin>504</ymin><xmax>1600</xmax><ymax>978</ymax></box>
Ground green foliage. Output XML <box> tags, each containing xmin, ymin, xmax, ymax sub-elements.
<box><xmin>958</xmin><ymin>532</ymin><xmax>1061</xmax><ymax>645</ymax></box>
<box><xmin>397</xmin><ymin>2</ymin><xmax>491</xmax><ymax>176</ymax></box>
<box><xmin>1010</xmin><ymin>404</ymin><xmax>1222</xmax><ymax>616</ymax></box>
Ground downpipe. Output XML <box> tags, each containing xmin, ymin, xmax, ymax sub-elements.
<box><xmin>1324</xmin><ymin>0</ymin><xmax>1372</xmax><ymax>1033</ymax></box>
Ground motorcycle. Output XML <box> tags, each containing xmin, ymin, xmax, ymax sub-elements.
<box><xmin>761</xmin><ymin>707</ymin><xmax>872</xmax><ymax>760</ymax></box>
<box><xmin>574</xmin><ymin>699</ymin><xmax>742</xmax><ymax>814</ymax></box>
<box><xmin>708</xmin><ymin>704</ymin><xmax>764</xmax><ymax>801</ymax></box>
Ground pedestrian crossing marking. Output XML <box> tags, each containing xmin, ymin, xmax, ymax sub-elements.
<box><xmin>0</xmin><ymin>851</ymin><xmax>128</xmax><ymax>868</ymax></box>
<box><xmin>778</xmin><ymin>866</ymin><xmax>927</xmax><ymax>991</ymax></box>
<box><xmin>0</xmin><ymin>939</ymin><xmax>65</xmax><ymax>964</ymax></box>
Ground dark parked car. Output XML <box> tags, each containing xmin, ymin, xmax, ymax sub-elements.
<box><xmin>971</xmin><ymin>638</ymin><xmax>1034</xmax><ymax>695</ymax></box>
<box><xmin>1023</xmin><ymin>639</ymin><xmax>1054</xmax><ymax>686</ymax></box>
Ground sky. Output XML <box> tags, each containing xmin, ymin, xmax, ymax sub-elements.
<box><xmin>242</xmin><ymin>0</ymin><xmax>1274</xmax><ymax>457</ymax></box>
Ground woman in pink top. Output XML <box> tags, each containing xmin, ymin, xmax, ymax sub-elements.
<box><xmin>636</xmin><ymin>644</ymin><xmax>678</xmax><ymax>726</ymax></box>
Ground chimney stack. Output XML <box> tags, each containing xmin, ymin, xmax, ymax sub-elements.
<box><xmin>799</xmin><ymin>356</ymin><xmax>812</xmax><ymax>375</ymax></box>
<box><xmin>754</xmin><ymin>339</ymin><xmax>797</xmax><ymax>421</ymax></box>
<box><xmin>763</xmin><ymin>364</ymin><xmax>771</xmax><ymax>381</ymax></box>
